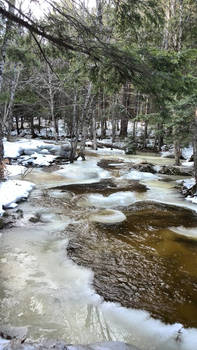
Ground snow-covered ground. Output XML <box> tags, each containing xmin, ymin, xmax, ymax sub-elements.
<box><xmin>3</xmin><ymin>138</ymin><xmax>67</xmax><ymax>167</ymax></box>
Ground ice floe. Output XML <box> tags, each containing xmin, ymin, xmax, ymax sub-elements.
<box><xmin>79</xmin><ymin>192</ymin><xmax>136</xmax><ymax>208</ymax></box>
<box><xmin>56</xmin><ymin>159</ymin><xmax>110</xmax><ymax>185</ymax></box>
<box><xmin>122</xmin><ymin>170</ymin><xmax>159</xmax><ymax>181</ymax></box>
<box><xmin>89</xmin><ymin>209</ymin><xmax>126</xmax><ymax>224</ymax></box>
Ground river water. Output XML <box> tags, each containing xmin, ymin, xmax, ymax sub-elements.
<box><xmin>0</xmin><ymin>151</ymin><xmax>197</xmax><ymax>350</ymax></box>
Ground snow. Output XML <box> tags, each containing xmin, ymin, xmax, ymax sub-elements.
<box><xmin>122</xmin><ymin>170</ymin><xmax>159</xmax><ymax>181</ymax></box>
<box><xmin>182</xmin><ymin>146</ymin><xmax>193</xmax><ymax>160</ymax></box>
<box><xmin>19</xmin><ymin>153</ymin><xmax>57</xmax><ymax>167</ymax></box>
<box><xmin>95</xmin><ymin>148</ymin><xmax>125</xmax><ymax>155</ymax></box>
<box><xmin>0</xmin><ymin>180</ymin><xmax>35</xmax><ymax>216</ymax></box>
<box><xmin>0</xmin><ymin>338</ymin><xmax>10</xmax><ymax>350</ymax></box>
<box><xmin>161</xmin><ymin>150</ymin><xmax>174</xmax><ymax>159</ymax></box>
<box><xmin>5</xmin><ymin>165</ymin><xmax>26</xmax><ymax>177</ymax></box>
<box><xmin>176</xmin><ymin>178</ymin><xmax>195</xmax><ymax>190</ymax></box>
<box><xmin>182</xmin><ymin>161</ymin><xmax>194</xmax><ymax>167</ymax></box>
<box><xmin>3</xmin><ymin>138</ymin><xmax>63</xmax><ymax>158</ymax></box>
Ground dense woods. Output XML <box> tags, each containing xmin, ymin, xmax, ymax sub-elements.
<box><xmin>0</xmin><ymin>0</ymin><xmax>196</xmax><ymax>175</ymax></box>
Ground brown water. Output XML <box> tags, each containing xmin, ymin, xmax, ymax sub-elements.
<box><xmin>67</xmin><ymin>202</ymin><xmax>197</xmax><ymax>328</ymax></box>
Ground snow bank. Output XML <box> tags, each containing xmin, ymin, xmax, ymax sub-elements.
<box><xmin>0</xmin><ymin>180</ymin><xmax>35</xmax><ymax>216</ymax></box>
<box><xmin>3</xmin><ymin>139</ymin><xmax>63</xmax><ymax>158</ymax></box>
<box><xmin>5</xmin><ymin>165</ymin><xmax>26</xmax><ymax>177</ymax></box>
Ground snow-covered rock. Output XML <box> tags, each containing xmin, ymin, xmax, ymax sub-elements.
<box><xmin>0</xmin><ymin>180</ymin><xmax>35</xmax><ymax>216</ymax></box>
<box><xmin>176</xmin><ymin>178</ymin><xmax>195</xmax><ymax>190</ymax></box>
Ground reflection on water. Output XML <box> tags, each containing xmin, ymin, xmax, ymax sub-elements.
<box><xmin>1</xmin><ymin>152</ymin><xmax>197</xmax><ymax>350</ymax></box>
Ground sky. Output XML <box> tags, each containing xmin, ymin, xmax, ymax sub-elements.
<box><xmin>17</xmin><ymin>0</ymin><xmax>97</xmax><ymax>19</ymax></box>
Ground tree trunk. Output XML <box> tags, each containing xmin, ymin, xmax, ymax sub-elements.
<box><xmin>70</xmin><ymin>90</ymin><xmax>78</xmax><ymax>163</ymax></box>
<box><xmin>174</xmin><ymin>139</ymin><xmax>181</xmax><ymax>166</ymax></box>
<box><xmin>4</xmin><ymin>63</ymin><xmax>22</xmax><ymax>139</ymax></box>
<box><xmin>47</xmin><ymin>65</ymin><xmax>58</xmax><ymax>141</ymax></box>
<box><xmin>120</xmin><ymin>85</ymin><xmax>129</xmax><ymax>138</ymax></box>
<box><xmin>92</xmin><ymin>114</ymin><xmax>97</xmax><ymax>150</ymax></box>
<box><xmin>0</xmin><ymin>0</ymin><xmax>15</xmax><ymax>178</ymax></box>
<box><xmin>16</xmin><ymin>116</ymin><xmax>20</xmax><ymax>135</ymax></box>
<box><xmin>78</xmin><ymin>83</ymin><xmax>92</xmax><ymax>160</ymax></box>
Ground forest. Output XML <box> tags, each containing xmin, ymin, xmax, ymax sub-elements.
<box><xmin>0</xmin><ymin>0</ymin><xmax>196</xmax><ymax>174</ymax></box>
<box><xmin>0</xmin><ymin>1</ymin><xmax>197</xmax><ymax>350</ymax></box>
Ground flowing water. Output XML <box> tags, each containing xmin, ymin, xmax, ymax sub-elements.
<box><xmin>1</xmin><ymin>151</ymin><xmax>197</xmax><ymax>350</ymax></box>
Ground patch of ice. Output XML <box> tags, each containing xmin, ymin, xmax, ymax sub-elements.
<box><xmin>122</xmin><ymin>170</ymin><xmax>159</xmax><ymax>181</ymax></box>
<box><xmin>182</xmin><ymin>161</ymin><xmax>194</xmax><ymax>167</ymax></box>
<box><xmin>0</xmin><ymin>338</ymin><xmax>10</xmax><ymax>350</ymax></box>
<box><xmin>169</xmin><ymin>226</ymin><xmax>197</xmax><ymax>239</ymax></box>
<box><xmin>80</xmin><ymin>192</ymin><xmax>136</xmax><ymax>209</ymax></box>
<box><xmin>56</xmin><ymin>159</ymin><xmax>110</xmax><ymax>184</ymax></box>
<box><xmin>89</xmin><ymin>209</ymin><xmax>126</xmax><ymax>224</ymax></box>
<box><xmin>96</xmin><ymin>148</ymin><xmax>125</xmax><ymax>155</ymax></box>
<box><xmin>101</xmin><ymin>302</ymin><xmax>197</xmax><ymax>350</ymax></box>
<box><xmin>0</xmin><ymin>180</ymin><xmax>35</xmax><ymax>216</ymax></box>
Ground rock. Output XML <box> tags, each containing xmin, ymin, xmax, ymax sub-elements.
<box><xmin>97</xmin><ymin>159</ymin><xmax>126</xmax><ymax>170</ymax></box>
<box><xmin>132</xmin><ymin>162</ymin><xmax>156</xmax><ymax>174</ymax></box>
<box><xmin>51</xmin><ymin>178</ymin><xmax>147</xmax><ymax>195</ymax></box>
<box><xmin>158</xmin><ymin>165</ymin><xmax>193</xmax><ymax>176</ymax></box>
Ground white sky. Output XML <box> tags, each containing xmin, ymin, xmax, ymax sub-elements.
<box><xmin>17</xmin><ymin>0</ymin><xmax>97</xmax><ymax>19</ymax></box>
